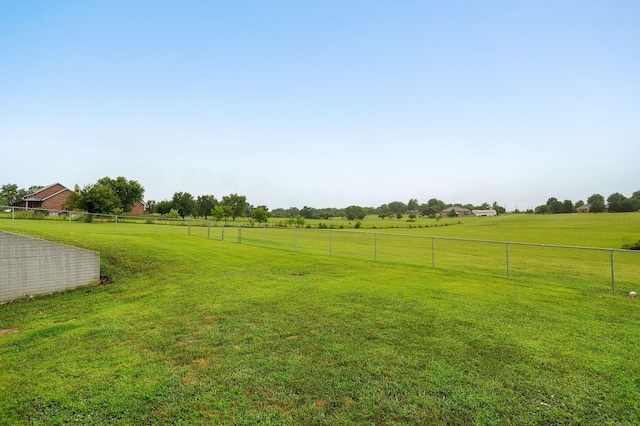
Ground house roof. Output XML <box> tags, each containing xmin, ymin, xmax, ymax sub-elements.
<box><xmin>441</xmin><ymin>206</ymin><xmax>471</xmax><ymax>213</ymax></box>
<box><xmin>22</xmin><ymin>183</ymin><xmax>70</xmax><ymax>201</ymax></box>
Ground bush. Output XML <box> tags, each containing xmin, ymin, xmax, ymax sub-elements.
<box><xmin>165</xmin><ymin>209</ymin><xmax>181</xmax><ymax>218</ymax></box>
<box><xmin>354</xmin><ymin>221</ymin><xmax>362</xmax><ymax>229</ymax></box>
<box><xmin>622</xmin><ymin>240</ymin><xmax>640</xmax><ymax>250</ymax></box>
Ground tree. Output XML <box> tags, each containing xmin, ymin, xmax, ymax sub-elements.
<box><xmin>420</xmin><ymin>206</ymin><xmax>438</xmax><ymax>217</ymax></box>
<box><xmin>388</xmin><ymin>201</ymin><xmax>407</xmax><ymax>214</ymax></box>
<box><xmin>221</xmin><ymin>194</ymin><xmax>248</xmax><ymax>221</ymax></box>
<box><xmin>407</xmin><ymin>198</ymin><xmax>420</xmax><ymax>211</ymax></box>
<box><xmin>64</xmin><ymin>184</ymin><xmax>120</xmax><ymax>214</ymax></box>
<box><xmin>300</xmin><ymin>206</ymin><xmax>317</xmax><ymax>219</ymax></box>
<box><xmin>251</xmin><ymin>207</ymin><xmax>271</xmax><ymax>224</ymax></box>
<box><xmin>562</xmin><ymin>200</ymin><xmax>574</xmax><ymax>213</ymax></box>
<box><xmin>427</xmin><ymin>198</ymin><xmax>446</xmax><ymax>212</ymax></box>
<box><xmin>270</xmin><ymin>208</ymin><xmax>287</xmax><ymax>218</ymax></box>
<box><xmin>97</xmin><ymin>176</ymin><xmax>144</xmax><ymax>213</ymax></box>
<box><xmin>145</xmin><ymin>200</ymin><xmax>157</xmax><ymax>214</ymax></box>
<box><xmin>196</xmin><ymin>195</ymin><xmax>218</xmax><ymax>218</ymax></box>
<box><xmin>294</xmin><ymin>214</ymin><xmax>305</xmax><ymax>227</ymax></box>
<box><xmin>492</xmin><ymin>202</ymin><xmax>506</xmax><ymax>215</ymax></box>
<box><xmin>546</xmin><ymin>197</ymin><xmax>563</xmax><ymax>214</ymax></box>
<box><xmin>535</xmin><ymin>205</ymin><xmax>550</xmax><ymax>214</ymax></box>
<box><xmin>587</xmin><ymin>194</ymin><xmax>606</xmax><ymax>213</ymax></box>
<box><xmin>286</xmin><ymin>207</ymin><xmax>300</xmax><ymax>217</ymax></box>
<box><xmin>211</xmin><ymin>205</ymin><xmax>231</xmax><ymax>222</ymax></box>
<box><xmin>155</xmin><ymin>200</ymin><xmax>173</xmax><ymax>215</ymax></box>
<box><xmin>165</xmin><ymin>208</ymin><xmax>181</xmax><ymax>218</ymax></box>
<box><xmin>631</xmin><ymin>191</ymin><xmax>640</xmax><ymax>211</ymax></box>
<box><xmin>172</xmin><ymin>192</ymin><xmax>196</xmax><ymax>218</ymax></box>
<box><xmin>344</xmin><ymin>205</ymin><xmax>366</xmax><ymax>221</ymax></box>
<box><xmin>607</xmin><ymin>192</ymin><xmax>633</xmax><ymax>212</ymax></box>
<box><xmin>0</xmin><ymin>184</ymin><xmax>27</xmax><ymax>205</ymax></box>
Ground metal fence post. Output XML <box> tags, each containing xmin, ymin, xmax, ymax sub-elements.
<box><xmin>431</xmin><ymin>237</ymin><xmax>435</xmax><ymax>268</ymax></box>
<box><xmin>222</xmin><ymin>225</ymin><xmax>225</xmax><ymax>241</ymax></box>
<box><xmin>238</xmin><ymin>225</ymin><xmax>241</xmax><ymax>244</ymax></box>
<box><xmin>115</xmin><ymin>215</ymin><xmax>118</xmax><ymax>234</ymax></box>
<box><xmin>68</xmin><ymin>212</ymin><xmax>71</xmax><ymax>233</ymax></box>
<box><xmin>188</xmin><ymin>218</ymin><xmax>191</xmax><ymax>236</ymax></box>
<box><xmin>610</xmin><ymin>250</ymin><xmax>615</xmax><ymax>294</ymax></box>
<box><xmin>506</xmin><ymin>242</ymin><xmax>510</xmax><ymax>279</ymax></box>
<box><xmin>374</xmin><ymin>232</ymin><xmax>377</xmax><ymax>262</ymax></box>
<box><xmin>11</xmin><ymin>207</ymin><xmax>15</xmax><ymax>228</ymax></box>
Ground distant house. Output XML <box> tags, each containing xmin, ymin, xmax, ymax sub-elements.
<box><xmin>11</xmin><ymin>183</ymin><xmax>145</xmax><ymax>215</ymax></box>
<box><xmin>576</xmin><ymin>204</ymin><xmax>590</xmax><ymax>213</ymax></box>
<box><xmin>472</xmin><ymin>209</ymin><xmax>497</xmax><ymax>217</ymax></box>
<box><xmin>11</xmin><ymin>183</ymin><xmax>71</xmax><ymax>212</ymax></box>
<box><xmin>441</xmin><ymin>206</ymin><xmax>472</xmax><ymax>217</ymax></box>
<box><xmin>130</xmin><ymin>201</ymin><xmax>145</xmax><ymax>215</ymax></box>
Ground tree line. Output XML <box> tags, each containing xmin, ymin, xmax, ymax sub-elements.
<box><xmin>533</xmin><ymin>191</ymin><xmax>640</xmax><ymax>214</ymax></box>
<box><xmin>2</xmin><ymin>178</ymin><xmax>639</xmax><ymax>220</ymax></box>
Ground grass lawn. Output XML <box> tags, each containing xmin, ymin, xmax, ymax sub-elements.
<box><xmin>1</xmin><ymin>218</ymin><xmax>640</xmax><ymax>424</ymax></box>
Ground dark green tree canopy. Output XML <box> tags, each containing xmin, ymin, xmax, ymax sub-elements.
<box><xmin>1</xmin><ymin>184</ymin><xmax>27</xmax><ymax>205</ymax></box>
<box><xmin>97</xmin><ymin>176</ymin><xmax>145</xmax><ymax>213</ymax></box>
<box><xmin>196</xmin><ymin>195</ymin><xmax>218</xmax><ymax>218</ymax></box>
<box><xmin>172</xmin><ymin>192</ymin><xmax>196</xmax><ymax>218</ymax></box>
<box><xmin>250</xmin><ymin>207</ymin><xmax>271</xmax><ymax>224</ymax></box>
<box><xmin>607</xmin><ymin>193</ymin><xmax>634</xmax><ymax>212</ymax></box>
<box><xmin>344</xmin><ymin>205</ymin><xmax>366</xmax><ymax>220</ymax></box>
<box><xmin>64</xmin><ymin>184</ymin><xmax>120</xmax><ymax>214</ymax></box>
<box><xmin>587</xmin><ymin>194</ymin><xmax>606</xmax><ymax>213</ymax></box>
<box><xmin>387</xmin><ymin>201</ymin><xmax>407</xmax><ymax>214</ymax></box>
<box><xmin>221</xmin><ymin>193</ymin><xmax>248</xmax><ymax>221</ymax></box>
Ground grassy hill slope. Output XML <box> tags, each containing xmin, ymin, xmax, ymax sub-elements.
<box><xmin>1</xmin><ymin>221</ymin><xmax>639</xmax><ymax>424</ymax></box>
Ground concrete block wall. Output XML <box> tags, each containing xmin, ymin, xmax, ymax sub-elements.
<box><xmin>0</xmin><ymin>231</ymin><xmax>100</xmax><ymax>302</ymax></box>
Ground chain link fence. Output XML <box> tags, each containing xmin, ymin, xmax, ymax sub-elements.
<box><xmin>2</xmin><ymin>206</ymin><xmax>638</xmax><ymax>294</ymax></box>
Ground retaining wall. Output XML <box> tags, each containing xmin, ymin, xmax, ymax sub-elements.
<box><xmin>0</xmin><ymin>231</ymin><xmax>100</xmax><ymax>302</ymax></box>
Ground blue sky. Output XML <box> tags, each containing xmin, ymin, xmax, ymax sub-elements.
<box><xmin>2</xmin><ymin>1</ymin><xmax>638</xmax><ymax>210</ymax></box>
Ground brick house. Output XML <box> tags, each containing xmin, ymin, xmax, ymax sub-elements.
<box><xmin>440</xmin><ymin>206</ymin><xmax>473</xmax><ymax>217</ymax></box>
<box><xmin>11</xmin><ymin>183</ymin><xmax>71</xmax><ymax>211</ymax></box>
<box><xmin>12</xmin><ymin>183</ymin><xmax>146</xmax><ymax>215</ymax></box>
<box><xmin>130</xmin><ymin>201</ymin><xmax>145</xmax><ymax>215</ymax></box>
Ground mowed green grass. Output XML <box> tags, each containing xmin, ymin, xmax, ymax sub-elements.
<box><xmin>1</xmin><ymin>217</ymin><xmax>640</xmax><ymax>424</ymax></box>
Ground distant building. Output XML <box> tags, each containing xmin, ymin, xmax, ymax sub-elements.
<box><xmin>576</xmin><ymin>204</ymin><xmax>590</xmax><ymax>213</ymax></box>
<box><xmin>130</xmin><ymin>201</ymin><xmax>146</xmax><ymax>215</ymax></box>
<box><xmin>11</xmin><ymin>183</ymin><xmax>145</xmax><ymax>215</ymax></box>
<box><xmin>441</xmin><ymin>206</ymin><xmax>472</xmax><ymax>217</ymax></box>
<box><xmin>472</xmin><ymin>209</ymin><xmax>497</xmax><ymax>217</ymax></box>
<box><xmin>11</xmin><ymin>183</ymin><xmax>71</xmax><ymax>211</ymax></box>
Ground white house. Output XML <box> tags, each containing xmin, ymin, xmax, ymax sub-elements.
<box><xmin>472</xmin><ymin>209</ymin><xmax>497</xmax><ymax>217</ymax></box>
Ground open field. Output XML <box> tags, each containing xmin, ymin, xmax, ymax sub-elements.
<box><xmin>1</xmin><ymin>216</ymin><xmax>640</xmax><ymax>424</ymax></box>
<box><xmin>3</xmin><ymin>213</ymin><xmax>639</xmax><ymax>294</ymax></box>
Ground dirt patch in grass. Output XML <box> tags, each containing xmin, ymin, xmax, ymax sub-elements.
<box><xmin>0</xmin><ymin>328</ymin><xmax>18</xmax><ymax>336</ymax></box>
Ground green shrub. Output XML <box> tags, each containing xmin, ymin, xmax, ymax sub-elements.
<box><xmin>622</xmin><ymin>240</ymin><xmax>640</xmax><ymax>250</ymax></box>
